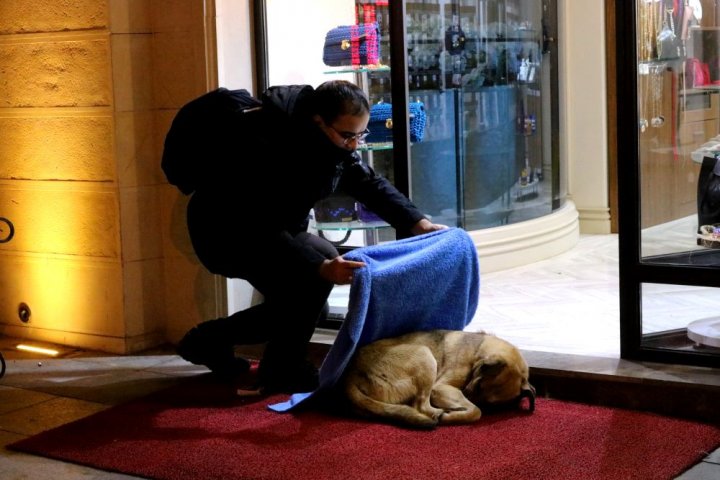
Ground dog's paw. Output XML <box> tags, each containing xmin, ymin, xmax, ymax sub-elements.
<box><xmin>438</xmin><ymin>406</ymin><xmax>482</xmax><ymax>425</ymax></box>
<box><xmin>413</xmin><ymin>415</ymin><xmax>441</xmax><ymax>429</ymax></box>
<box><xmin>428</xmin><ymin>406</ymin><xmax>445</xmax><ymax>423</ymax></box>
<box><xmin>406</xmin><ymin>407</ymin><xmax>444</xmax><ymax>429</ymax></box>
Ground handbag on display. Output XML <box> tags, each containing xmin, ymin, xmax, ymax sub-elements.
<box><xmin>444</xmin><ymin>22</ymin><xmax>466</xmax><ymax>56</ymax></box>
<box><xmin>366</xmin><ymin>101</ymin><xmax>427</xmax><ymax>144</ymax></box>
<box><xmin>657</xmin><ymin>7</ymin><xmax>683</xmax><ymax>60</ymax></box>
<box><xmin>685</xmin><ymin>57</ymin><xmax>711</xmax><ymax>88</ymax></box>
<box><xmin>313</xmin><ymin>192</ymin><xmax>357</xmax><ymax>223</ymax></box>
<box><xmin>322</xmin><ymin>22</ymin><xmax>380</xmax><ymax>67</ymax></box>
<box><xmin>355</xmin><ymin>202</ymin><xmax>382</xmax><ymax>223</ymax></box>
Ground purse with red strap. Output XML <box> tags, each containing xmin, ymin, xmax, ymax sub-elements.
<box><xmin>322</xmin><ymin>22</ymin><xmax>380</xmax><ymax>67</ymax></box>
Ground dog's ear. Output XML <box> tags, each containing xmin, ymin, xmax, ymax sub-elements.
<box><xmin>481</xmin><ymin>356</ymin><xmax>507</xmax><ymax>377</ymax></box>
<box><xmin>466</xmin><ymin>356</ymin><xmax>507</xmax><ymax>392</ymax></box>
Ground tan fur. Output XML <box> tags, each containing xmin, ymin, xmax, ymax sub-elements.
<box><xmin>343</xmin><ymin>329</ymin><xmax>534</xmax><ymax>428</ymax></box>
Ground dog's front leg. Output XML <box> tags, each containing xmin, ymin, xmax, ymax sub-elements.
<box><xmin>430</xmin><ymin>384</ymin><xmax>482</xmax><ymax>424</ymax></box>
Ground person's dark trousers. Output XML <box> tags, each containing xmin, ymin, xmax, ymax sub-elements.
<box><xmin>183</xmin><ymin>229</ymin><xmax>337</xmax><ymax>381</ymax></box>
<box><xmin>240</xmin><ymin>231</ymin><xmax>337</xmax><ymax>368</ymax></box>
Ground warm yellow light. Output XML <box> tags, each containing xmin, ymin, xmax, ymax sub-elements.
<box><xmin>16</xmin><ymin>344</ymin><xmax>59</xmax><ymax>356</ymax></box>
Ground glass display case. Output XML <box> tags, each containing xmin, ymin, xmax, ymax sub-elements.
<box><xmin>255</xmin><ymin>0</ymin><xmax>561</xmax><ymax>248</ymax></box>
<box><xmin>616</xmin><ymin>0</ymin><xmax>720</xmax><ymax>367</ymax></box>
<box><xmin>407</xmin><ymin>0</ymin><xmax>558</xmax><ymax>231</ymax></box>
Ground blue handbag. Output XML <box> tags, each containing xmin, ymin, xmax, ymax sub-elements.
<box><xmin>322</xmin><ymin>23</ymin><xmax>381</xmax><ymax>67</ymax></box>
<box><xmin>366</xmin><ymin>101</ymin><xmax>427</xmax><ymax>144</ymax></box>
<box><xmin>313</xmin><ymin>193</ymin><xmax>357</xmax><ymax>223</ymax></box>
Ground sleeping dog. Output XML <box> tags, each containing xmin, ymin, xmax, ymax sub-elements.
<box><xmin>343</xmin><ymin>329</ymin><xmax>535</xmax><ymax>428</ymax></box>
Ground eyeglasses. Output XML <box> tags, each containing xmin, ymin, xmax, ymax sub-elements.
<box><xmin>329</xmin><ymin>125</ymin><xmax>371</xmax><ymax>146</ymax></box>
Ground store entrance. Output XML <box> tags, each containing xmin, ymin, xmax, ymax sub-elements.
<box><xmin>253</xmin><ymin>0</ymin><xmax>560</xmax><ymax>330</ymax></box>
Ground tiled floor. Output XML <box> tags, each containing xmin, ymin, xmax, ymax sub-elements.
<box><xmin>1</xmin><ymin>233</ymin><xmax>719</xmax><ymax>479</ymax></box>
<box><xmin>0</xmin><ymin>343</ymin><xmax>209</xmax><ymax>479</ymax></box>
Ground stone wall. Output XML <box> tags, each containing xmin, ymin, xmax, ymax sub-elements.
<box><xmin>0</xmin><ymin>0</ymin><xmax>223</xmax><ymax>353</ymax></box>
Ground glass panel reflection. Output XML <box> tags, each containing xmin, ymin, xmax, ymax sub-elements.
<box><xmin>638</xmin><ymin>0</ymin><xmax>720</xmax><ymax>264</ymax></box>
<box><xmin>641</xmin><ymin>282</ymin><xmax>720</xmax><ymax>353</ymax></box>
<box><xmin>407</xmin><ymin>0</ymin><xmax>556</xmax><ymax>229</ymax></box>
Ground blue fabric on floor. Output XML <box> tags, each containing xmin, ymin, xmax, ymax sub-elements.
<box><xmin>268</xmin><ymin>227</ymin><xmax>480</xmax><ymax>412</ymax></box>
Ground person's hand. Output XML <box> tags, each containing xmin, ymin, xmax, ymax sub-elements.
<box><xmin>410</xmin><ymin>218</ymin><xmax>449</xmax><ymax>236</ymax></box>
<box><xmin>318</xmin><ymin>256</ymin><xmax>366</xmax><ymax>285</ymax></box>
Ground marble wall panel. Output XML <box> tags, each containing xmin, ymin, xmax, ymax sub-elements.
<box><xmin>119</xmin><ymin>185</ymin><xmax>163</xmax><ymax>262</ymax></box>
<box><xmin>122</xmin><ymin>257</ymin><xmax>164</xmax><ymax>338</ymax></box>
<box><xmin>111</xmin><ymin>33</ymin><xmax>153</xmax><ymax>112</ymax></box>
<box><xmin>108</xmin><ymin>0</ymin><xmax>152</xmax><ymax>34</ymax></box>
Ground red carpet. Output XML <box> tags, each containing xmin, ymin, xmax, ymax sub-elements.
<box><xmin>9</xmin><ymin>376</ymin><xmax>720</xmax><ymax>480</ymax></box>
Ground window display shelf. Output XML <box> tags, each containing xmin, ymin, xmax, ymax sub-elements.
<box><xmin>358</xmin><ymin>142</ymin><xmax>393</xmax><ymax>151</ymax></box>
<box><xmin>514</xmin><ymin>178</ymin><xmax>539</xmax><ymax>200</ymax></box>
<box><xmin>323</xmin><ymin>65</ymin><xmax>391</xmax><ymax>75</ymax></box>
<box><xmin>313</xmin><ymin>219</ymin><xmax>390</xmax><ymax>248</ymax></box>
<box><xmin>313</xmin><ymin>219</ymin><xmax>389</xmax><ymax>231</ymax></box>
<box><xmin>472</xmin><ymin>35</ymin><xmax>539</xmax><ymax>42</ymax></box>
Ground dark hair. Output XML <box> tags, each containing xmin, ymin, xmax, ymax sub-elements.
<box><xmin>313</xmin><ymin>80</ymin><xmax>370</xmax><ymax>124</ymax></box>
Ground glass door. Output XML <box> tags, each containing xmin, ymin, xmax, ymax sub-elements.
<box><xmin>617</xmin><ymin>0</ymin><xmax>720</xmax><ymax>367</ymax></box>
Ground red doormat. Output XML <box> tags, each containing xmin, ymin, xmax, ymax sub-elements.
<box><xmin>8</xmin><ymin>376</ymin><xmax>720</xmax><ymax>480</ymax></box>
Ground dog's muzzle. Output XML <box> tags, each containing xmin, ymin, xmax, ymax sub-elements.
<box><xmin>519</xmin><ymin>385</ymin><xmax>536</xmax><ymax>412</ymax></box>
<box><xmin>477</xmin><ymin>384</ymin><xmax>536</xmax><ymax>414</ymax></box>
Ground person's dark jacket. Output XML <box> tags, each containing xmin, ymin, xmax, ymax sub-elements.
<box><xmin>187</xmin><ymin>84</ymin><xmax>425</xmax><ymax>277</ymax></box>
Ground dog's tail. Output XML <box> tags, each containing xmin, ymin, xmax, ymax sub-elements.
<box><xmin>345</xmin><ymin>382</ymin><xmax>440</xmax><ymax>429</ymax></box>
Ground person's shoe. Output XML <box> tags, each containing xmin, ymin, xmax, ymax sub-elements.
<box><xmin>257</xmin><ymin>359</ymin><xmax>319</xmax><ymax>394</ymax></box>
<box><xmin>177</xmin><ymin>325</ymin><xmax>251</xmax><ymax>378</ymax></box>
<box><xmin>176</xmin><ymin>326</ymin><xmax>206</xmax><ymax>364</ymax></box>
<box><xmin>203</xmin><ymin>356</ymin><xmax>252</xmax><ymax>379</ymax></box>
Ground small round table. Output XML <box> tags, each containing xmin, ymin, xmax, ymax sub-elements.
<box><xmin>687</xmin><ymin>316</ymin><xmax>720</xmax><ymax>349</ymax></box>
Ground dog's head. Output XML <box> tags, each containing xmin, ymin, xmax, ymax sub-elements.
<box><xmin>463</xmin><ymin>336</ymin><xmax>536</xmax><ymax>412</ymax></box>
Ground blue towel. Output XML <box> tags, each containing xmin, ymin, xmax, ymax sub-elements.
<box><xmin>268</xmin><ymin>227</ymin><xmax>480</xmax><ymax>412</ymax></box>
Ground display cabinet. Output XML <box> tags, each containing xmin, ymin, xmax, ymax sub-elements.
<box><xmin>395</xmin><ymin>0</ymin><xmax>559</xmax><ymax>233</ymax></box>
<box><xmin>616</xmin><ymin>0</ymin><xmax>720</xmax><ymax>367</ymax></box>
<box><xmin>254</xmin><ymin>0</ymin><xmax>560</xmax><ymax>248</ymax></box>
